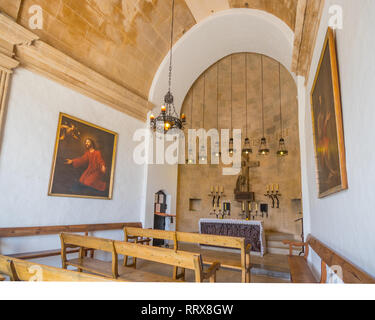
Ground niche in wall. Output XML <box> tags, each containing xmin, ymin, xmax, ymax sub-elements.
<box><xmin>189</xmin><ymin>199</ymin><xmax>202</xmax><ymax>212</ymax></box>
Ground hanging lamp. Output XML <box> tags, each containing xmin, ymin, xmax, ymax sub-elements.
<box><xmin>258</xmin><ymin>55</ymin><xmax>270</xmax><ymax>156</ymax></box>
<box><xmin>277</xmin><ymin>63</ymin><xmax>288</xmax><ymax>157</ymax></box>
<box><xmin>199</xmin><ymin>74</ymin><xmax>207</xmax><ymax>162</ymax></box>
<box><xmin>150</xmin><ymin>0</ymin><xmax>185</xmax><ymax>134</ymax></box>
<box><xmin>186</xmin><ymin>87</ymin><xmax>195</xmax><ymax>164</ymax></box>
<box><xmin>243</xmin><ymin>54</ymin><xmax>253</xmax><ymax>156</ymax></box>
<box><xmin>213</xmin><ymin>62</ymin><xmax>221</xmax><ymax>159</ymax></box>
<box><xmin>229</xmin><ymin>56</ymin><xmax>234</xmax><ymax>155</ymax></box>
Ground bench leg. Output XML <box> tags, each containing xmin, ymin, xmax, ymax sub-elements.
<box><xmin>173</xmin><ymin>267</ymin><xmax>185</xmax><ymax>281</ymax></box>
<box><xmin>241</xmin><ymin>270</ymin><xmax>247</xmax><ymax>283</ymax></box>
<box><xmin>246</xmin><ymin>268</ymin><xmax>251</xmax><ymax>283</ymax></box>
<box><xmin>209</xmin><ymin>273</ymin><xmax>217</xmax><ymax>283</ymax></box>
<box><xmin>173</xmin><ymin>266</ymin><xmax>178</xmax><ymax>280</ymax></box>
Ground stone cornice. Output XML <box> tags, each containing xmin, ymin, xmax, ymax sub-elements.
<box><xmin>0</xmin><ymin>12</ymin><xmax>153</xmax><ymax>121</ymax></box>
<box><xmin>0</xmin><ymin>51</ymin><xmax>19</xmax><ymax>72</ymax></box>
<box><xmin>0</xmin><ymin>13</ymin><xmax>38</xmax><ymax>46</ymax></box>
<box><xmin>16</xmin><ymin>41</ymin><xmax>153</xmax><ymax>121</ymax></box>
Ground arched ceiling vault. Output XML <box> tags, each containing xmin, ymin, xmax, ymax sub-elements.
<box><xmin>0</xmin><ymin>0</ymin><xmax>323</xmax><ymax>120</ymax></box>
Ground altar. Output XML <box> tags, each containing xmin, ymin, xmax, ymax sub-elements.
<box><xmin>199</xmin><ymin>219</ymin><xmax>266</xmax><ymax>257</ymax></box>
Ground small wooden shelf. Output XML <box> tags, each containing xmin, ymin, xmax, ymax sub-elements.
<box><xmin>154</xmin><ymin>212</ymin><xmax>176</xmax><ymax>218</ymax></box>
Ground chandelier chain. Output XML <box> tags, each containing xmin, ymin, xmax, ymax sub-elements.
<box><xmin>168</xmin><ymin>0</ymin><xmax>175</xmax><ymax>95</ymax></box>
<box><xmin>230</xmin><ymin>55</ymin><xmax>233</xmax><ymax>132</ymax></box>
<box><xmin>245</xmin><ymin>54</ymin><xmax>248</xmax><ymax>138</ymax></box>
<box><xmin>261</xmin><ymin>55</ymin><xmax>265</xmax><ymax>138</ymax></box>
<box><xmin>279</xmin><ymin>63</ymin><xmax>283</xmax><ymax>136</ymax></box>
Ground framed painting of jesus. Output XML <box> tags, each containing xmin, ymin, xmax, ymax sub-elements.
<box><xmin>311</xmin><ymin>28</ymin><xmax>348</xmax><ymax>198</ymax></box>
<box><xmin>48</xmin><ymin>113</ymin><xmax>118</xmax><ymax>200</ymax></box>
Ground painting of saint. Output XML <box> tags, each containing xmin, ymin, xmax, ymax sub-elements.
<box><xmin>311</xmin><ymin>28</ymin><xmax>347</xmax><ymax>198</ymax></box>
<box><xmin>49</xmin><ymin>113</ymin><xmax>118</xmax><ymax>199</ymax></box>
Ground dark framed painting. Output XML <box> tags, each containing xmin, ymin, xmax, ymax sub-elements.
<box><xmin>311</xmin><ymin>28</ymin><xmax>348</xmax><ymax>198</ymax></box>
<box><xmin>48</xmin><ymin>113</ymin><xmax>118</xmax><ymax>200</ymax></box>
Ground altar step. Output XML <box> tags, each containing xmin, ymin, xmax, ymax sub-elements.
<box><xmin>266</xmin><ymin>232</ymin><xmax>302</xmax><ymax>256</ymax></box>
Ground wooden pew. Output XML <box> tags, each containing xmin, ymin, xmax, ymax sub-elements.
<box><xmin>176</xmin><ymin>232</ymin><xmax>251</xmax><ymax>283</ymax></box>
<box><xmin>0</xmin><ymin>222</ymin><xmax>143</xmax><ymax>261</ymax></box>
<box><xmin>124</xmin><ymin>227</ymin><xmax>177</xmax><ymax>267</ymax></box>
<box><xmin>114</xmin><ymin>241</ymin><xmax>220</xmax><ymax>283</ymax></box>
<box><xmin>0</xmin><ymin>255</ymin><xmax>115</xmax><ymax>282</ymax></box>
<box><xmin>284</xmin><ymin>235</ymin><xmax>375</xmax><ymax>284</ymax></box>
<box><xmin>60</xmin><ymin>233</ymin><xmax>119</xmax><ymax>279</ymax></box>
<box><xmin>60</xmin><ymin>233</ymin><xmax>220</xmax><ymax>282</ymax></box>
<box><xmin>123</xmin><ymin>228</ymin><xmax>251</xmax><ymax>283</ymax></box>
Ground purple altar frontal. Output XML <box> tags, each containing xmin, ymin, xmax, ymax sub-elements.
<box><xmin>199</xmin><ymin>219</ymin><xmax>266</xmax><ymax>257</ymax></box>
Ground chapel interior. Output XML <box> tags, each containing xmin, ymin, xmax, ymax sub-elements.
<box><xmin>0</xmin><ymin>0</ymin><xmax>374</xmax><ymax>285</ymax></box>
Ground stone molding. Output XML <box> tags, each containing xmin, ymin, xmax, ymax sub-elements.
<box><xmin>0</xmin><ymin>12</ymin><xmax>153</xmax><ymax>122</ymax></box>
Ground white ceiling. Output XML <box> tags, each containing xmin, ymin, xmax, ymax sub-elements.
<box><xmin>149</xmin><ymin>9</ymin><xmax>295</xmax><ymax>114</ymax></box>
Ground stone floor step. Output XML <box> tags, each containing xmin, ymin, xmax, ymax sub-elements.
<box><xmin>265</xmin><ymin>231</ymin><xmax>301</xmax><ymax>242</ymax></box>
<box><xmin>267</xmin><ymin>247</ymin><xmax>301</xmax><ymax>256</ymax></box>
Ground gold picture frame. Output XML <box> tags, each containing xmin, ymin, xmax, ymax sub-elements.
<box><xmin>48</xmin><ymin>113</ymin><xmax>118</xmax><ymax>200</ymax></box>
<box><xmin>311</xmin><ymin>28</ymin><xmax>348</xmax><ymax>198</ymax></box>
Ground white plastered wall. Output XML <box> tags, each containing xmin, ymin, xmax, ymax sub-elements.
<box><xmin>0</xmin><ymin>68</ymin><xmax>147</xmax><ymax>266</ymax></box>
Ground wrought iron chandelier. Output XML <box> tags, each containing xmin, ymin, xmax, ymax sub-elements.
<box><xmin>150</xmin><ymin>0</ymin><xmax>185</xmax><ymax>134</ymax></box>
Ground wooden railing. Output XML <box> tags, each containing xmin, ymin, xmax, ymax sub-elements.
<box><xmin>0</xmin><ymin>222</ymin><xmax>142</xmax><ymax>260</ymax></box>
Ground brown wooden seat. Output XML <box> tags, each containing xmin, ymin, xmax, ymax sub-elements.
<box><xmin>0</xmin><ymin>255</ymin><xmax>116</xmax><ymax>282</ymax></box>
<box><xmin>124</xmin><ymin>227</ymin><xmax>177</xmax><ymax>268</ymax></box>
<box><xmin>67</xmin><ymin>257</ymin><xmax>176</xmax><ymax>282</ymax></box>
<box><xmin>123</xmin><ymin>227</ymin><xmax>251</xmax><ymax>283</ymax></box>
<box><xmin>115</xmin><ymin>241</ymin><xmax>220</xmax><ymax>283</ymax></box>
<box><xmin>288</xmin><ymin>256</ymin><xmax>317</xmax><ymax>283</ymax></box>
<box><xmin>284</xmin><ymin>235</ymin><xmax>375</xmax><ymax>284</ymax></box>
<box><xmin>60</xmin><ymin>233</ymin><xmax>220</xmax><ymax>282</ymax></box>
<box><xmin>176</xmin><ymin>232</ymin><xmax>251</xmax><ymax>283</ymax></box>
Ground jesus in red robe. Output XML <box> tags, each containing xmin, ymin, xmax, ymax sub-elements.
<box><xmin>65</xmin><ymin>138</ymin><xmax>107</xmax><ymax>192</ymax></box>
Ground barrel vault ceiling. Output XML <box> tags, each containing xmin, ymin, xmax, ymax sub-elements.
<box><xmin>0</xmin><ymin>0</ymin><xmax>323</xmax><ymax>113</ymax></box>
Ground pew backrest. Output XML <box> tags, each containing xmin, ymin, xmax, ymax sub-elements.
<box><xmin>0</xmin><ymin>255</ymin><xmax>115</xmax><ymax>282</ymax></box>
<box><xmin>115</xmin><ymin>240</ymin><xmax>200</xmax><ymax>270</ymax></box>
<box><xmin>124</xmin><ymin>227</ymin><xmax>177</xmax><ymax>246</ymax></box>
<box><xmin>60</xmin><ymin>233</ymin><xmax>115</xmax><ymax>252</ymax></box>
<box><xmin>60</xmin><ymin>233</ymin><xmax>118</xmax><ymax>278</ymax></box>
<box><xmin>306</xmin><ymin>235</ymin><xmax>375</xmax><ymax>284</ymax></box>
<box><xmin>114</xmin><ymin>241</ymin><xmax>212</xmax><ymax>282</ymax></box>
<box><xmin>176</xmin><ymin>231</ymin><xmax>245</xmax><ymax>250</ymax></box>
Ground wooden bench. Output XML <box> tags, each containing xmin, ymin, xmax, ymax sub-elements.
<box><xmin>115</xmin><ymin>241</ymin><xmax>220</xmax><ymax>283</ymax></box>
<box><xmin>0</xmin><ymin>222</ymin><xmax>143</xmax><ymax>261</ymax></box>
<box><xmin>0</xmin><ymin>255</ymin><xmax>115</xmax><ymax>282</ymax></box>
<box><xmin>124</xmin><ymin>227</ymin><xmax>177</xmax><ymax>267</ymax></box>
<box><xmin>60</xmin><ymin>233</ymin><xmax>220</xmax><ymax>282</ymax></box>
<box><xmin>124</xmin><ymin>227</ymin><xmax>251</xmax><ymax>283</ymax></box>
<box><xmin>284</xmin><ymin>235</ymin><xmax>375</xmax><ymax>284</ymax></box>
